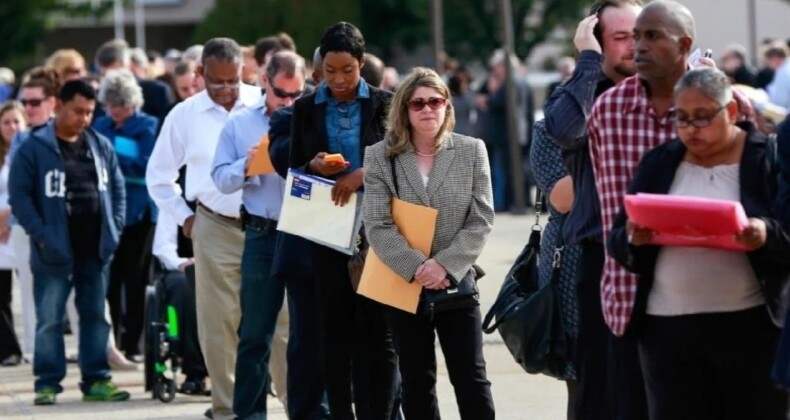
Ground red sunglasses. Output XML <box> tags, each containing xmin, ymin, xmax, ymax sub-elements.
<box><xmin>407</xmin><ymin>97</ymin><xmax>448</xmax><ymax>112</ymax></box>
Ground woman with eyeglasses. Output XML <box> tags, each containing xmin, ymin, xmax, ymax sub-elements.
<box><xmin>0</xmin><ymin>101</ymin><xmax>26</xmax><ymax>366</ymax></box>
<box><xmin>93</xmin><ymin>68</ymin><xmax>159</xmax><ymax>363</ymax></box>
<box><xmin>363</xmin><ymin>67</ymin><xmax>495</xmax><ymax>419</ymax></box>
<box><xmin>608</xmin><ymin>67</ymin><xmax>790</xmax><ymax>419</ymax></box>
<box><xmin>289</xmin><ymin>21</ymin><xmax>399</xmax><ymax>419</ymax></box>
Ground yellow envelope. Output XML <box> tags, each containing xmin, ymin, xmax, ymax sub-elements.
<box><xmin>246</xmin><ymin>135</ymin><xmax>275</xmax><ymax>176</ymax></box>
<box><xmin>357</xmin><ymin>198</ymin><xmax>437</xmax><ymax>313</ymax></box>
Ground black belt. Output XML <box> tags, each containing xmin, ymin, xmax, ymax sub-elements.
<box><xmin>197</xmin><ymin>201</ymin><xmax>242</xmax><ymax>225</ymax></box>
<box><xmin>245</xmin><ymin>214</ymin><xmax>278</xmax><ymax>231</ymax></box>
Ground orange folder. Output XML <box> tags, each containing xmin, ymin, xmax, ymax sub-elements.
<box><xmin>246</xmin><ymin>135</ymin><xmax>275</xmax><ymax>176</ymax></box>
<box><xmin>357</xmin><ymin>198</ymin><xmax>437</xmax><ymax>314</ymax></box>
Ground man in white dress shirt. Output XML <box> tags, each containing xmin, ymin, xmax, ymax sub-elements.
<box><xmin>146</xmin><ymin>38</ymin><xmax>261</xmax><ymax>420</ymax></box>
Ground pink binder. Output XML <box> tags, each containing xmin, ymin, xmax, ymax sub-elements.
<box><xmin>623</xmin><ymin>193</ymin><xmax>749</xmax><ymax>251</ymax></box>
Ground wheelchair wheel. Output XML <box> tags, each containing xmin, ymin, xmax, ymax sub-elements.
<box><xmin>144</xmin><ymin>284</ymin><xmax>161</xmax><ymax>393</ymax></box>
<box><xmin>154</xmin><ymin>378</ymin><xmax>177</xmax><ymax>403</ymax></box>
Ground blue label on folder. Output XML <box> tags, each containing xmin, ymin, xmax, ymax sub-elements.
<box><xmin>291</xmin><ymin>176</ymin><xmax>312</xmax><ymax>200</ymax></box>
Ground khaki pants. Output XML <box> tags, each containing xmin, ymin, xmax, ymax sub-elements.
<box><xmin>192</xmin><ymin>207</ymin><xmax>243</xmax><ymax>420</ymax></box>
<box><xmin>270</xmin><ymin>300</ymin><xmax>289</xmax><ymax>408</ymax></box>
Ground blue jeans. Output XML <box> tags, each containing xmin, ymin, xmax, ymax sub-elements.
<box><xmin>33</xmin><ymin>257</ymin><xmax>111</xmax><ymax>393</ymax></box>
<box><xmin>234</xmin><ymin>221</ymin><xmax>280</xmax><ymax>419</ymax></box>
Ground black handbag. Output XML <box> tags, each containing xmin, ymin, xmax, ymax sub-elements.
<box><xmin>481</xmin><ymin>195</ymin><xmax>569</xmax><ymax>379</ymax></box>
<box><xmin>388</xmin><ymin>157</ymin><xmax>482</xmax><ymax>318</ymax></box>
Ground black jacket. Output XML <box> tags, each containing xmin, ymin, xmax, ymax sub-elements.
<box><xmin>608</xmin><ymin>123</ymin><xmax>790</xmax><ymax>330</ymax></box>
<box><xmin>288</xmin><ymin>85</ymin><xmax>393</xmax><ymax>173</ymax></box>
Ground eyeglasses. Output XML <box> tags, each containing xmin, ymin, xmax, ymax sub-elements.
<box><xmin>407</xmin><ymin>97</ymin><xmax>448</xmax><ymax>112</ymax></box>
<box><xmin>671</xmin><ymin>105</ymin><xmax>727</xmax><ymax>128</ymax></box>
<box><xmin>204</xmin><ymin>73</ymin><xmax>240</xmax><ymax>91</ymax></box>
<box><xmin>20</xmin><ymin>98</ymin><xmax>46</xmax><ymax>108</ymax></box>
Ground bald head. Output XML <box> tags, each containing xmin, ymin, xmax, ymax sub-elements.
<box><xmin>641</xmin><ymin>0</ymin><xmax>695</xmax><ymax>40</ymax></box>
<box><xmin>312</xmin><ymin>47</ymin><xmax>323</xmax><ymax>84</ymax></box>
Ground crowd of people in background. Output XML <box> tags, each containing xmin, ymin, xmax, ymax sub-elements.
<box><xmin>0</xmin><ymin>0</ymin><xmax>789</xmax><ymax>419</ymax></box>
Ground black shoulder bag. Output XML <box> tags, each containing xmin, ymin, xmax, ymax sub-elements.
<box><xmin>389</xmin><ymin>157</ymin><xmax>481</xmax><ymax>319</ymax></box>
<box><xmin>481</xmin><ymin>195</ymin><xmax>568</xmax><ymax>379</ymax></box>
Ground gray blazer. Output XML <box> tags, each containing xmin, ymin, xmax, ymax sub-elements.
<box><xmin>362</xmin><ymin>133</ymin><xmax>494</xmax><ymax>283</ymax></box>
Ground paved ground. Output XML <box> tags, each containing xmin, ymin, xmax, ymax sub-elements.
<box><xmin>0</xmin><ymin>213</ymin><xmax>569</xmax><ymax>419</ymax></box>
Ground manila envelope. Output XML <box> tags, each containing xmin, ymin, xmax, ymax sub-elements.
<box><xmin>246</xmin><ymin>135</ymin><xmax>275</xmax><ymax>176</ymax></box>
<box><xmin>357</xmin><ymin>197</ymin><xmax>437</xmax><ymax>313</ymax></box>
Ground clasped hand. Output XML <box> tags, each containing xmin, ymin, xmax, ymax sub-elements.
<box><xmin>415</xmin><ymin>259</ymin><xmax>450</xmax><ymax>290</ymax></box>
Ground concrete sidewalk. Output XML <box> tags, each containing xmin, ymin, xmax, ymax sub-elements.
<box><xmin>0</xmin><ymin>213</ymin><xmax>569</xmax><ymax>419</ymax></box>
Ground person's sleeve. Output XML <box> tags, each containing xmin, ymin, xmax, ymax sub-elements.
<box><xmin>530</xmin><ymin>120</ymin><xmax>568</xmax><ymax>201</ymax></box>
<box><xmin>288</xmin><ymin>101</ymin><xmax>313</xmax><ymax>173</ymax></box>
<box><xmin>152</xmin><ymin>210</ymin><xmax>189</xmax><ymax>271</ymax></box>
<box><xmin>145</xmin><ymin>107</ymin><xmax>193</xmax><ymax>225</ymax></box>
<box><xmin>768</xmin><ymin>67</ymin><xmax>790</xmax><ymax>110</ymax></box>
<box><xmin>107</xmin><ymin>145</ymin><xmax>126</xmax><ymax>231</ymax></box>
<box><xmin>8</xmin><ymin>144</ymin><xmax>47</xmax><ymax>245</ymax></box>
<box><xmin>432</xmin><ymin>140</ymin><xmax>495</xmax><ymax>282</ymax></box>
<box><xmin>211</xmin><ymin>119</ymin><xmax>247</xmax><ymax>194</ymax></box>
<box><xmin>362</xmin><ymin>147</ymin><xmax>428</xmax><ymax>282</ymax></box>
<box><xmin>544</xmin><ymin>50</ymin><xmax>604</xmax><ymax>151</ymax></box>
<box><xmin>269</xmin><ymin>107</ymin><xmax>292</xmax><ymax>179</ymax></box>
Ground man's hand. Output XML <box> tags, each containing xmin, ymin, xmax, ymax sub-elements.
<box><xmin>331</xmin><ymin>168</ymin><xmax>364</xmax><ymax>206</ymax></box>
<box><xmin>736</xmin><ymin>218</ymin><xmax>767</xmax><ymax>251</ymax></box>
<box><xmin>627</xmin><ymin>220</ymin><xmax>656</xmax><ymax>246</ymax></box>
<box><xmin>574</xmin><ymin>15</ymin><xmax>602</xmax><ymax>54</ymax></box>
<box><xmin>415</xmin><ymin>259</ymin><xmax>450</xmax><ymax>290</ymax></box>
<box><xmin>309</xmin><ymin>152</ymin><xmax>350</xmax><ymax>177</ymax></box>
<box><xmin>178</xmin><ymin>258</ymin><xmax>195</xmax><ymax>272</ymax></box>
<box><xmin>0</xmin><ymin>227</ymin><xmax>10</xmax><ymax>244</ymax></box>
<box><xmin>182</xmin><ymin>215</ymin><xmax>196</xmax><ymax>238</ymax></box>
<box><xmin>244</xmin><ymin>144</ymin><xmax>259</xmax><ymax>173</ymax></box>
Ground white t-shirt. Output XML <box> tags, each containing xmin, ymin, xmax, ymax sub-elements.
<box><xmin>0</xmin><ymin>163</ymin><xmax>15</xmax><ymax>269</ymax></box>
<box><xmin>648</xmin><ymin>162</ymin><xmax>764</xmax><ymax>316</ymax></box>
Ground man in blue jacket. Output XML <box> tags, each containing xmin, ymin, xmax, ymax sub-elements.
<box><xmin>8</xmin><ymin>79</ymin><xmax>128</xmax><ymax>405</ymax></box>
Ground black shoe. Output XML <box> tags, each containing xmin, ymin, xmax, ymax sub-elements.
<box><xmin>179</xmin><ymin>378</ymin><xmax>209</xmax><ymax>396</ymax></box>
<box><xmin>204</xmin><ymin>408</ymin><xmax>213</xmax><ymax>419</ymax></box>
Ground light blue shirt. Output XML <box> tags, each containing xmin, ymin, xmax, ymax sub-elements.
<box><xmin>315</xmin><ymin>79</ymin><xmax>370</xmax><ymax>176</ymax></box>
<box><xmin>768</xmin><ymin>58</ymin><xmax>790</xmax><ymax>110</ymax></box>
<box><xmin>211</xmin><ymin>96</ymin><xmax>285</xmax><ymax>220</ymax></box>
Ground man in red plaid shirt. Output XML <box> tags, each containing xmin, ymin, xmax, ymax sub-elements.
<box><xmin>589</xmin><ymin>1</ymin><xmax>755</xmax><ymax>336</ymax></box>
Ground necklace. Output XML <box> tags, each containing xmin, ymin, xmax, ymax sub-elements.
<box><xmin>414</xmin><ymin>149</ymin><xmax>437</xmax><ymax>157</ymax></box>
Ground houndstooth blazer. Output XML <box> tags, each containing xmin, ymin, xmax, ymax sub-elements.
<box><xmin>362</xmin><ymin>132</ymin><xmax>494</xmax><ymax>283</ymax></box>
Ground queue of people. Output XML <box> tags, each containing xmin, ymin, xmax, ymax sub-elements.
<box><xmin>0</xmin><ymin>0</ymin><xmax>789</xmax><ymax>419</ymax></box>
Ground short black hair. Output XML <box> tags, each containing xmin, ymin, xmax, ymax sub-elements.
<box><xmin>319</xmin><ymin>22</ymin><xmax>365</xmax><ymax>62</ymax></box>
<box><xmin>361</xmin><ymin>53</ymin><xmax>384</xmax><ymax>88</ymax></box>
<box><xmin>59</xmin><ymin>79</ymin><xmax>97</xmax><ymax>103</ymax></box>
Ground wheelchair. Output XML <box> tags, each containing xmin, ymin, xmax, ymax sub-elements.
<box><xmin>144</xmin><ymin>273</ymin><xmax>181</xmax><ymax>403</ymax></box>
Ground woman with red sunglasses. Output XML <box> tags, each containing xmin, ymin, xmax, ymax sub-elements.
<box><xmin>363</xmin><ymin>67</ymin><xmax>495</xmax><ymax>419</ymax></box>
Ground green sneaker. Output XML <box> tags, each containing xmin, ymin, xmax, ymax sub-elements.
<box><xmin>82</xmin><ymin>380</ymin><xmax>130</xmax><ymax>402</ymax></box>
<box><xmin>34</xmin><ymin>387</ymin><xmax>57</xmax><ymax>405</ymax></box>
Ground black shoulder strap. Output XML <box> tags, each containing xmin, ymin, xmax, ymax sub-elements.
<box><xmin>390</xmin><ymin>156</ymin><xmax>399</xmax><ymax>197</ymax></box>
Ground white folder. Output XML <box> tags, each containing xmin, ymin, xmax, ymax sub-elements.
<box><xmin>277</xmin><ymin>169</ymin><xmax>363</xmax><ymax>255</ymax></box>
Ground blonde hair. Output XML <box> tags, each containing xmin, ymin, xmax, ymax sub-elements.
<box><xmin>385</xmin><ymin>67</ymin><xmax>455</xmax><ymax>157</ymax></box>
<box><xmin>45</xmin><ymin>49</ymin><xmax>86</xmax><ymax>81</ymax></box>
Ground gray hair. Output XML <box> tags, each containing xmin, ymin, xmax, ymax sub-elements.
<box><xmin>129</xmin><ymin>47</ymin><xmax>149</xmax><ymax>68</ymax></box>
<box><xmin>673</xmin><ymin>67</ymin><xmax>733</xmax><ymax>105</ymax></box>
<box><xmin>99</xmin><ymin>69</ymin><xmax>144</xmax><ymax>109</ymax></box>
<box><xmin>95</xmin><ymin>39</ymin><xmax>130</xmax><ymax>69</ymax></box>
<box><xmin>182</xmin><ymin>45</ymin><xmax>204</xmax><ymax>63</ymax></box>
<box><xmin>266</xmin><ymin>51</ymin><xmax>306</xmax><ymax>81</ymax></box>
<box><xmin>201</xmin><ymin>38</ymin><xmax>242</xmax><ymax>65</ymax></box>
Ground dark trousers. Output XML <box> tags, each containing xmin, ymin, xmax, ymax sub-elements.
<box><xmin>639</xmin><ymin>306</ymin><xmax>787</xmax><ymax>420</ymax></box>
<box><xmin>0</xmin><ymin>269</ymin><xmax>22</xmax><ymax>360</ymax></box>
<box><xmin>33</xmin><ymin>257</ymin><xmax>111</xmax><ymax>393</ymax></box>
<box><xmin>574</xmin><ymin>242</ymin><xmax>612</xmax><ymax>419</ymax></box>
<box><xmin>108</xmin><ymin>220</ymin><xmax>154</xmax><ymax>356</ymax></box>
<box><xmin>310</xmin><ymin>243</ymin><xmax>398</xmax><ymax>420</ymax></box>
<box><xmin>161</xmin><ymin>268</ymin><xmax>207</xmax><ymax>380</ymax></box>
<box><xmin>607</xmin><ymin>332</ymin><xmax>647</xmax><ymax>419</ymax></box>
<box><xmin>384</xmin><ymin>305</ymin><xmax>494</xmax><ymax>420</ymax></box>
